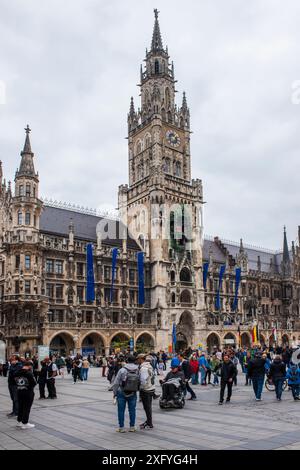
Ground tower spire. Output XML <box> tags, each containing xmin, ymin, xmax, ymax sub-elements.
<box><xmin>151</xmin><ymin>9</ymin><xmax>163</xmax><ymax>51</ymax></box>
<box><xmin>282</xmin><ymin>226</ymin><xmax>291</xmax><ymax>277</ymax></box>
<box><xmin>15</xmin><ymin>125</ymin><xmax>37</xmax><ymax>179</ymax></box>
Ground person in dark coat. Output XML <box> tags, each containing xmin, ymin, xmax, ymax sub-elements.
<box><xmin>219</xmin><ymin>354</ymin><xmax>237</xmax><ymax>404</ymax></box>
<box><xmin>269</xmin><ymin>355</ymin><xmax>286</xmax><ymax>401</ymax></box>
<box><xmin>38</xmin><ymin>360</ymin><xmax>47</xmax><ymax>399</ymax></box>
<box><xmin>247</xmin><ymin>353</ymin><xmax>266</xmax><ymax>401</ymax></box>
<box><xmin>14</xmin><ymin>361</ymin><xmax>37</xmax><ymax>429</ymax></box>
<box><xmin>178</xmin><ymin>353</ymin><xmax>197</xmax><ymax>400</ymax></box>
<box><xmin>7</xmin><ymin>355</ymin><xmax>23</xmax><ymax>417</ymax></box>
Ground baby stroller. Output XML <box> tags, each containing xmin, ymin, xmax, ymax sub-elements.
<box><xmin>159</xmin><ymin>377</ymin><xmax>186</xmax><ymax>409</ymax></box>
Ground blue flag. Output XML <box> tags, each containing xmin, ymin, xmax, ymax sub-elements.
<box><xmin>203</xmin><ymin>262</ymin><xmax>209</xmax><ymax>289</ymax></box>
<box><xmin>86</xmin><ymin>243</ymin><xmax>95</xmax><ymax>303</ymax></box>
<box><xmin>110</xmin><ymin>248</ymin><xmax>118</xmax><ymax>303</ymax></box>
<box><xmin>215</xmin><ymin>264</ymin><xmax>226</xmax><ymax>311</ymax></box>
<box><xmin>232</xmin><ymin>267</ymin><xmax>241</xmax><ymax>311</ymax></box>
<box><xmin>172</xmin><ymin>322</ymin><xmax>177</xmax><ymax>348</ymax></box>
<box><xmin>137</xmin><ymin>252</ymin><xmax>145</xmax><ymax>305</ymax></box>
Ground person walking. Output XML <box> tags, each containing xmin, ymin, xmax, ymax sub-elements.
<box><xmin>269</xmin><ymin>355</ymin><xmax>286</xmax><ymax>401</ymax></box>
<box><xmin>247</xmin><ymin>352</ymin><xmax>266</xmax><ymax>401</ymax></box>
<box><xmin>38</xmin><ymin>360</ymin><xmax>47</xmax><ymax>399</ymax></box>
<box><xmin>286</xmin><ymin>363</ymin><xmax>300</xmax><ymax>401</ymax></box>
<box><xmin>72</xmin><ymin>358</ymin><xmax>83</xmax><ymax>383</ymax></box>
<box><xmin>14</xmin><ymin>361</ymin><xmax>37</xmax><ymax>429</ymax></box>
<box><xmin>211</xmin><ymin>354</ymin><xmax>221</xmax><ymax>386</ymax></box>
<box><xmin>189</xmin><ymin>354</ymin><xmax>199</xmax><ymax>385</ymax></box>
<box><xmin>65</xmin><ymin>356</ymin><xmax>72</xmax><ymax>375</ymax></box>
<box><xmin>45</xmin><ymin>357</ymin><xmax>58</xmax><ymax>398</ymax></box>
<box><xmin>7</xmin><ymin>355</ymin><xmax>23</xmax><ymax>417</ymax></box>
<box><xmin>178</xmin><ymin>353</ymin><xmax>197</xmax><ymax>400</ymax></box>
<box><xmin>81</xmin><ymin>358</ymin><xmax>90</xmax><ymax>381</ymax></box>
<box><xmin>138</xmin><ymin>354</ymin><xmax>155</xmax><ymax>429</ymax></box>
<box><xmin>219</xmin><ymin>354</ymin><xmax>237</xmax><ymax>405</ymax></box>
<box><xmin>161</xmin><ymin>351</ymin><xmax>168</xmax><ymax>371</ymax></box>
<box><xmin>198</xmin><ymin>352</ymin><xmax>208</xmax><ymax>385</ymax></box>
<box><xmin>102</xmin><ymin>356</ymin><xmax>108</xmax><ymax>377</ymax></box>
<box><xmin>111</xmin><ymin>355</ymin><xmax>139</xmax><ymax>433</ymax></box>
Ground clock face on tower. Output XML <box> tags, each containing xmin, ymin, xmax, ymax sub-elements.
<box><xmin>166</xmin><ymin>129</ymin><xmax>181</xmax><ymax>147</ymax></box>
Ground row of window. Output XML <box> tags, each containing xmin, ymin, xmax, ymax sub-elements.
<box><xmin>47</xmin><ymin>310</ymin><xmax>146</xmax><ymax>324</ymax></box>
<box><xmin>45</xmin><ymin>284</ymin><xmax>149</xmax><ymax>305</ymax></box>
<box><xmin>17</xmin><ymin>211</ymin><xmax>37</xmax><ymax>226</ymax></box>
<box><xmin>17</xmin><ymin>183</ymin><xmax>36</xmax><ymax>198</ymax></box>
<box><xmin>45</xmin><ymin>260</ymin><xmax>140</xmax><ymax>283</ymax></box>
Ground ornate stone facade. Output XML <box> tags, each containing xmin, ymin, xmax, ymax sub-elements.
<box><xmin>0</xmin><ymin>11</ymin><xmax>299</xmax><ymax>356</ymax></box>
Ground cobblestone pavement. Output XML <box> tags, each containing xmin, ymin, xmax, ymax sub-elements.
<box><xmin>0</xmin><ymin>368</ymin><xmax>300</xmax><ymax>450</ymax></box>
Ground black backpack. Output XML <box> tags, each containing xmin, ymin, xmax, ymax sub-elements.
<box><xmin>122</xmin><ymin>367</ymin><xmax>140</xmax><ymax>393</ymax></box>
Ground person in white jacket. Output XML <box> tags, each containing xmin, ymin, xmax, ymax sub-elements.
<box><xmin>138</xmin><ymin>354</ymin><xmax>156</xmax><ymax>429</ymax></box>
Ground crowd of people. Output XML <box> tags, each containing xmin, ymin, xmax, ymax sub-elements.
<box><xmin>1</xmin><ymin>344</ymin><xmax>299</xmax><ymax>432</ymax></box>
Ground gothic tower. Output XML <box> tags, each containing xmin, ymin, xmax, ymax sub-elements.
<box><xmin>119</xmin><ymin>10</ymin><xmax>205</xmax><ymax>350</ymax></box>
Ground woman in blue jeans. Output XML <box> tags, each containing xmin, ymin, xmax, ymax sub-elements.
<box><xmin>111</xmin><ymin>355</ymin><xmax>139</xmax><ymax>432</ymax></box>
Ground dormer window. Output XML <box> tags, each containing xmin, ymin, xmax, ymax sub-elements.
<box><xmin>19</xmin><ymin>185</ymin><xmax>24</xmax><ymax>196</ymax></box>
<box><xmin>26</xmin><ymin>183</ymin><xmax>31</xmax><ymax>197</ymax></box>
<box><xmin>154</xmin><ymin>60</ymin><xmax>159</xmax><ymax>74</ymax></box>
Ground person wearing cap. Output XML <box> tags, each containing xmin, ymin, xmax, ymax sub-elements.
<box><xmin>160</xmin><ymin>357</ymin><xmax>185</xmax><ymax>403</ymax></box>
<box><xmin>14</xmin><ymin>361</ymin><xmax>37</xmax><ymax>429</ymax></box>
<box><xmin>247</xmin><ymin>351</ymin><xmax>266</xmax><ymax>401</ymax></box>
<box><xmin>137</xmin><ymin>354</ymin><xmax>156</xmax><ymax>429</ymax></box>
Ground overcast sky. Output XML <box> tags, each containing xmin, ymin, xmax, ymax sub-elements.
<box><xmin>1</xmin><ymin>0</ymin><xmax>300</xmax><ymax>250</ymax></box>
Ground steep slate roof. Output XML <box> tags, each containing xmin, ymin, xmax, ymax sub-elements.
<box><xmin>40</xmin><ymin>205</ymin><xmax>140</xmax><ymax>250</ymax></box>
<box><xmin>40</xmin><ymin>205</ymin><xmax>287</xmax><ymax>272</ymax></box>
<box><xmin>203</xmin><ymin>238</ymin><xmax>284</xmax><ymax>275</ymax></box>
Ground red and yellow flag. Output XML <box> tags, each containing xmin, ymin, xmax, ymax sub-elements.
<box><xmin>251</xmin><ymin>324</ymin><xmax>258</xmax><ymax>344</ymax></box>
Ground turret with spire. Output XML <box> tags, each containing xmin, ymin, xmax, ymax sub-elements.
<box><xmin>281</xmin><ymin>226</ymin><xmax>291</xmax><ymax>278</ymax></box>
<box><xmin>12</xmin><ymin>126</ymin><xmax>42</xmax><ymax>232</ymax></box>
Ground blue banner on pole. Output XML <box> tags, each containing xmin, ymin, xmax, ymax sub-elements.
<box><xmin>110</xmin><ymin>248</ymin><xmax>118</xmax><ymax>303</ymax></box>
<box><xmin>86</xmin><ymin>243</ymin><xmax>95</xmax><ymax>303</ymax></box>
<box><xmin>137</xmin><ymin>252</ymin><xmax>145</xmax><ymax>305</ymax></box>
<box><xmin>172</xmin><ymin>322</ymin><xmax>177</xmax><ymax>351</ymax></box>
<box><xmin>203</xmin><ymin>262</ymin><xmax>209</xmax><ymax>289</ymax></box>
<box><xmin>215</xmin><ymin>264</ymin><xmax>226</xmax><ymax>311</ymax></box>
<box><xmin>232</xmin><ymin>267</ymin><xmax>241</xmax><ymax>311</ymax></box>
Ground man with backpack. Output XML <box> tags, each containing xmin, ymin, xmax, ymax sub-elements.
<box><xmin>138</xmin><ymin>354</ymin><xmax>155</xmax><ymax>429</ymax></box>
<box><xmin>111</xmin><ymin>355</ymin><xmax>139</xmax><ymax>433</ymax></box>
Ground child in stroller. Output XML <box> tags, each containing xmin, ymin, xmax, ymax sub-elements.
<box><xmin>159</xmin><ymin>358</ymin><xmax>186</xmax><ymax>409</ymax></box>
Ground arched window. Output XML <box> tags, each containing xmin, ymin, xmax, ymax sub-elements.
<box><xmin>154</xmin><ymin>60</ymin><xmax>159</xmax><ymax>74</ymax></box>
<box><xmin>180</xmin><ymin>268</ymin><xmax>191</xmax><ymax>283</ymax></box>
<box><xmin>175</xmin><ymin>161</ymin><xmax>181</xmax><ymax>177</ymax></box>
<box><xmin>165</xmin><ymin>88</ymin><xmax>170</xmax><ymax>108</ymax></box>
<box><xmin>25</xmin><ymin>212</ymin><xmax>31</xmax><ymax>225</ymax></box>
<box><xmin>168</xmin><ymin>111</ymin><xmax>172</xmax><ymax>123</ymax></box>
<box><xmin>170</xmin><ymin>271</ymin><xmax>175</xmax><ymax>283</ymax></box>
<box><xmin>165</xmin><ymin>158</ymin><xmax>170</xmax><ymax>173</ymax></box>
<box><xmin>171</xmin><ymin>293</ymin><xmax>176</xmax><ymax>304</ymax></box>
<box><xmin>18</xmin><ymin>211</ymin><xmax>22</xmax><ymax>225</ymax></box>
<box><xmin>33</xmin><ymin>186</ymin><xmax>36</xmax><ymax>197</ymax></box>
<box><xmin>180</xmin><ymin>290</ymin><xmax>191</xmax><ymax>304</ymax></box>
